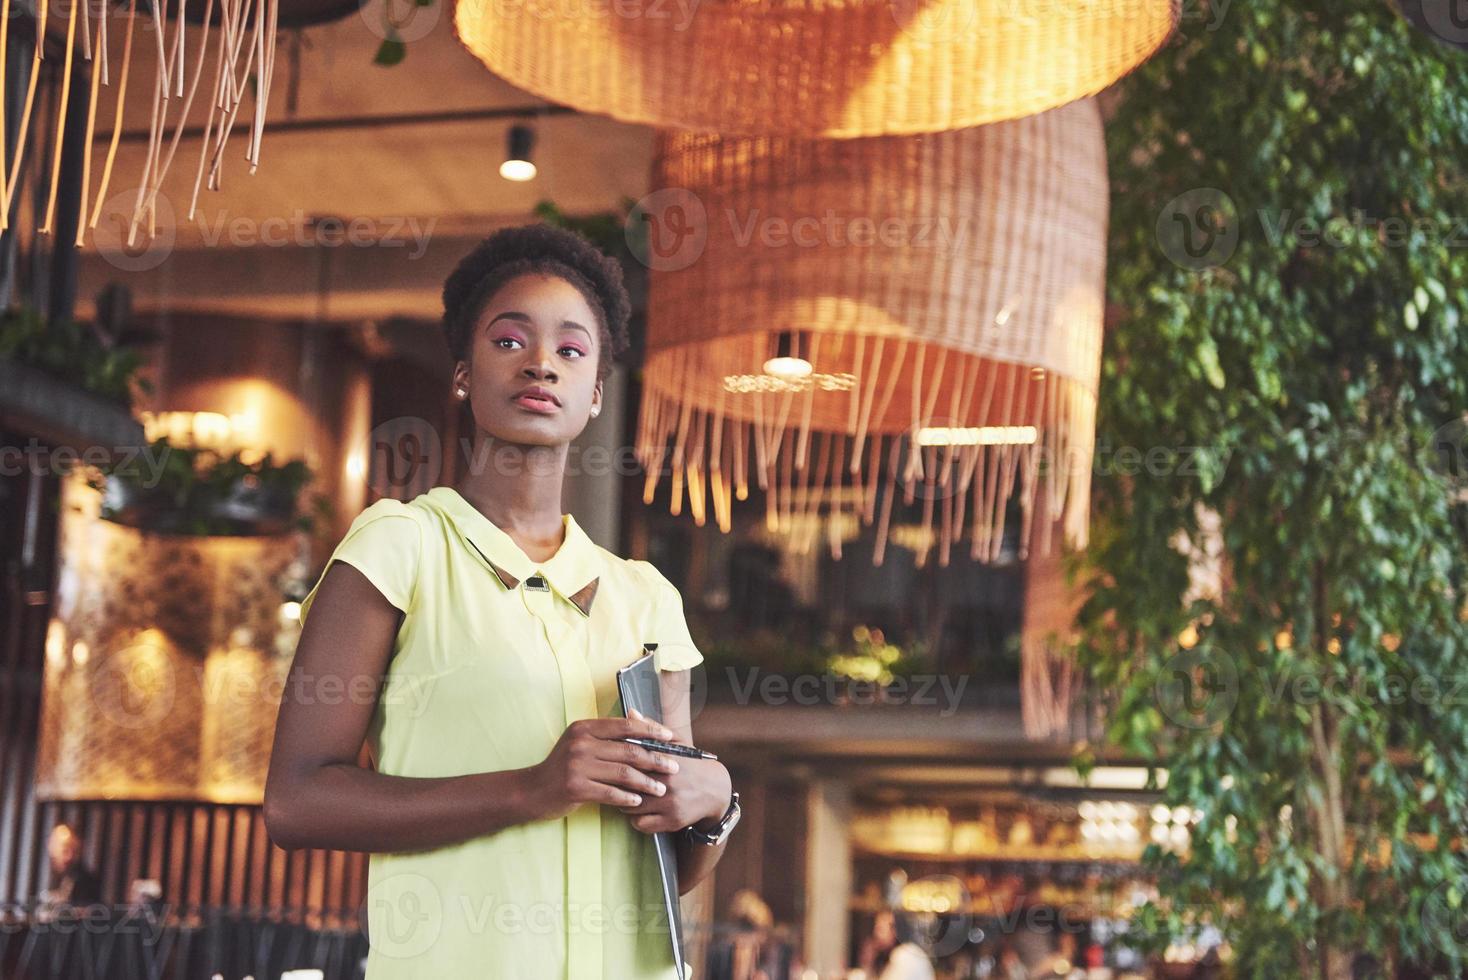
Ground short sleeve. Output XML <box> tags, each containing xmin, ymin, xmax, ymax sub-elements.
<box><xmin>633</xmin><ymin>560</ymin><xmax>705</xmax><ymax>672</ymax></box>
<box><xmin>299</xmin><ymin>498</ymin><xmax>422</xmax><ymax>625</ymax></box>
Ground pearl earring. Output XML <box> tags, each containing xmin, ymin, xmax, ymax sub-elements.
<box><xmin>456</xmin><ymin>388</ymin><xmax>467</xmax><ymax>399</ymax></box>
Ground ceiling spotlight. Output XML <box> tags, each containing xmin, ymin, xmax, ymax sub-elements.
<box><xmin>500</xmin><ymin>124</ymin><xmax>537</xmax><ymax>182</ymax></box>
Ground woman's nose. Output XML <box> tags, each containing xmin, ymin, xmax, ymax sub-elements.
<box><xmin>522</xmin><ymin>347</ymin><xmax>554</xmax><ymax>378</ymax></box>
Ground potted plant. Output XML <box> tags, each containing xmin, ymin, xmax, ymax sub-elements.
<box><xmin>87</xmin><ymin>437</ymin><xmax>326</xmax><ymax>537</ymax></box>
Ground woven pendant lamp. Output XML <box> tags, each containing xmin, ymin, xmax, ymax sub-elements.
<box><xmin>453</xmin><ymin>0</ymin><xmax>1178</xmax><ymax>138</ymax></box>
<box><xmin>634</xmin><ymin>98</ymin><xmax>1107</xmax><ymax>565</ymax></box>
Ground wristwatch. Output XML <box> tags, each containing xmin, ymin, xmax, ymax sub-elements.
<box><xmin>684</xmin><ymin>791</ymin><xmax>741</xmax><ymax>846</ymax></box>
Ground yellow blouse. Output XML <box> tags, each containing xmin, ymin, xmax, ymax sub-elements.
<box><xmin>297</xmin><ymin>486</ymin><xmax>704</xmax><ymax>980</ymax></box>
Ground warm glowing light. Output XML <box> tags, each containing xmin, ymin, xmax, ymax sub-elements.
<box><xmin>46</xmin><ymin>621</ymin><xmax>66</xmax><ymax>667</ymax></box>
<box><xmin>499</xmin><ymin>159</ymin><xmax>537</xmax><ymax>182</ymax></box>
<box><xmin>346</xmin><ymin>453</ymin><xmax>367</xmax><ymax>481</ymax></box>
<box><xmin>72</xmin><ymin>641</ymin><xmax>90</xmax><ymax>666</ymax></box>
<box><xmin>1178</xmin><ymin>624</ymin><xmax>1200</xmax><ymax>649</ymax></box>
<box><xmin>914</xmin><ymin>425</ymin><xmax>1039</xmax><ymax>447</ymax></box>
<box><xmin>762</xmin><ymin>356</ymin><xmax>813</xmax><ymax>378</ymax></box>
<box><xmin>1327</xmin><ymin>637</ymin><xmax>1342</xmax><ymax>655</ymax></box>
<box><xmin>280</xmin><ymin>601</ymin><xmax>302</xmax><ymax>622</ymax></box>
<box><xmin>1381</xmin><ymin>634</ymin><xmax>1401</xmax><ymax>652</ymax></box>
<box><xmin>722</xmin><ymin>371</ymin><xmax>856</xmax><ymax>394</ymax></box>
<box><xmin>1275</xmin><ymin>628</ymin><xmax>1293</xmax><ymax>650</ymax></box>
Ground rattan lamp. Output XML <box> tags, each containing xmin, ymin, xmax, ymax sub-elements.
<box><xmin>453</xmin><ymin>0</ymin><xmax>1177</xmax><ymax>137</ymax></box>
<box><xmin>635</xmin><ymin>98</ymin><xmax>1107</xmax><ymax>565</ymax></box>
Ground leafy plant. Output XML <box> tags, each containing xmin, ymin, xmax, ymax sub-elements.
<box><xmin>0</xmin><ymin>305</ymin><xmax>150</xmax><ymax>407</ymax></box>
<box><xmin>534</xmin><ymin>198</ymin><xmax>644</xmax><ymax>262</ymax></box>
<box><xmin>86</xmin><ymin>437</ymin><xmax>326</xmax><ymax>537</ymax></box>
<box><xmin>1076</xmin><ymin>1</ymin><xmax>1468</xmax><ymax>976</ymax></box>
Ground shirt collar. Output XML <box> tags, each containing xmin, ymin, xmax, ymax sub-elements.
<box><xmin>423</xmin><ymin>486</ymin><xmax>602</xmax><ymax>616</ymax></box>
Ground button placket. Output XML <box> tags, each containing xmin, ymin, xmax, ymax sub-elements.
<box><xmin>523</xmin><ymin>577</ymin><xmax>603</xmax><ymax>980</ymax></box>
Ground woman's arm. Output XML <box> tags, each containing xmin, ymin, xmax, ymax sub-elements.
<box><xmin>263</xmin><ymin>561</ymin><xmax>677</xmax><ymax>853</ymax></box>
<box><xmin>619</xmin><ymin>668</ymin><xmax>733</xmax><ymax>894</ymax></box>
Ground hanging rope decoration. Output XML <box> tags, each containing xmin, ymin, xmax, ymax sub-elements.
<box><xmin>635</xmin><ymin>99</ymin><xmax>1108</xmax><ymax>565</ymax></box>
<box><xmin>453</xmin><ymin>0</ymin><xmax>1179</xmax><ymax>138</ymax></box>
<box><xmin>4</xmin><ymin>0</ymin><xmax>279</xmax><ymax>246</ymax></box>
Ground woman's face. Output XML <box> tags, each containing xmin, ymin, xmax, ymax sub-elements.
<box><xmin>453</xmin><ymin>273</ymin><xmax>603</xmax><ymax>449</ymax></box>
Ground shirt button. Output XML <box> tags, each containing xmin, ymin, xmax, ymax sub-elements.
<box><xmin>525</xmin><ymin>574</ymin><xmax>549</xmax><ymax>592</ymax></box>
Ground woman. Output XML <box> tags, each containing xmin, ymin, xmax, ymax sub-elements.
<box><xmin>264</xmin><ymin>224</ymin><xmax>736</xmax><ymax>979</ymax></box>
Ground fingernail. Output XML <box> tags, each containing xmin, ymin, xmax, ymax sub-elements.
<box><xmin>667</xmin><ymin>761</ymin><xmax>680</xmax><ymax>773</ymax></box>
<box><xmin>654</xmin><ymin>782</ymin><xmax>666</xmax><ymax>795</ymax></box>
<box><xmin>660</xmin><ymin>728</ymin><xmax>674</xmax><ymax>740</ymax></box>
<box><xmin>630</xmin><ymin>794</ymin><xmax>642</xmax><ymax>805</ymax></box>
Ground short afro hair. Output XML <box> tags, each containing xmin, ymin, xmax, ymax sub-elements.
<box><xmin>441</xmin><ymin>223</ymin><xmax>632</xmax><ymax>382</ymax></box>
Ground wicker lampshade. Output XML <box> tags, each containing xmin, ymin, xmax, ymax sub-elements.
<box><xmin>453</xmin><ymin>0</ymin><xmax>1177</xmax><ymax>137</ymax></box>
<box><xmin>635</xmin><ymin>98</ymin><xmax>1107</xmax><ymax>564</ymax></box>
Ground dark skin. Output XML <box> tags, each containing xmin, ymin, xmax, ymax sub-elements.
<box><xmin>263</xmin><ymin>272</ymin><xmax>731</xmax><ymax>895</ymax></box>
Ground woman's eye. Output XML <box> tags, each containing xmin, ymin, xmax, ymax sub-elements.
<box><xmin>560</xmin><ymin>346</ymin><xmax>586</xmax><ymax>358</ymax></box>
<box><xmin>494</xmin><ymin>336</ymin><xmax>523</xmax><ymax>349</ymax></box>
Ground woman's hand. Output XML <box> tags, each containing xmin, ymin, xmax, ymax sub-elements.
<box><xmin>527</xmin><ymin>716</ymin><xmax>682</xmax><ymax>822</ymax></box>
<box><xmin>618</xmin><ymin>709</ymin><xmax>733</xmax><ymax>834</ymax></box>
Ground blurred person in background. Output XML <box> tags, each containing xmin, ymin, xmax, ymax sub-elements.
<box><xmin>858</xmin><ymin>908</ymin><xmax>936</xmax><ymax>980</ymax></box>
<box><xmin>36</xmin><ymin>822</ymin><xmax>100</xmax><ymax>919</ymax></box>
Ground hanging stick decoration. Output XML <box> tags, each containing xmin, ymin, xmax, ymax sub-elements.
<box><xmin>1</xmin><ymin>0</ymin><xmax>282</xmax><ymax>244</ymax></box>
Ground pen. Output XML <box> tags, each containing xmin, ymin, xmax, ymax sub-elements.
<box><xmin>622</xmin><ymin>736</ymin><xmax>718</xmax><ymax>761</ymax></box>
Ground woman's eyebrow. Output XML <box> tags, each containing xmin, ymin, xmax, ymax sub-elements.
<box><xmin>487</xmin><ymin>311</ymin><xmax>592</xmax><ymax>340</ymax></box>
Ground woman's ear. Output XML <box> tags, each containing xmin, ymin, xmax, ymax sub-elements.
<box><xmin>452</xmin><ymin>360</ymin><xmax>470</xmax><ymax>400</ymax></box>
<box><xmin>591</xmin><ymin>381</ymin><xmax>603</xmax><ymax>418</ymax></box>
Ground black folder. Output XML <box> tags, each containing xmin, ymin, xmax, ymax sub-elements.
<box><xmin>616</xmin><ymin>646</ymin><xmax>689</xmax><ymax>980</ymax></box>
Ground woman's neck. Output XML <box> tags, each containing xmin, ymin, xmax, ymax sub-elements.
<box><xmin>454</xmin><ymin>431</ymin><xmax>576</xmax><ymax>560</ymax></box>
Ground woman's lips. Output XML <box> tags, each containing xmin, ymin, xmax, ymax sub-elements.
<box><xmin>513</xmin><ymin>393</ymin><xmax>561</xmax><ymax>414</ymax></box>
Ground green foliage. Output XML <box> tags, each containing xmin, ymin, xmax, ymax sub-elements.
<box><xmin>1077</xmin><ymin>0</ymin><xmax>1468</xmax><ymax>974</ymax></box>
<box><xmin>534</xmin><ymin>198</ymin><xmax>644</xmax><ymax>260</ymax></box>
<box><xmin>701</xmin><ymin>623</ymin><xmax>929</xmax><ymax>686</ymax></box>
<box><xmin>0</xmin><ymin>306</ymin><xmax>150</xmax><ymax>407</ymax></box>
<box><xmin>87</xmin><ymin>437</ymin><xmax>326</xmax><ymax>537</ymax></box>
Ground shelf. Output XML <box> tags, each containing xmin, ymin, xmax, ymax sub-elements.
<box><xmin>0</xmin><ymin>361</ymin><xmax>143</xmax><ymax>452</ymax></box>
